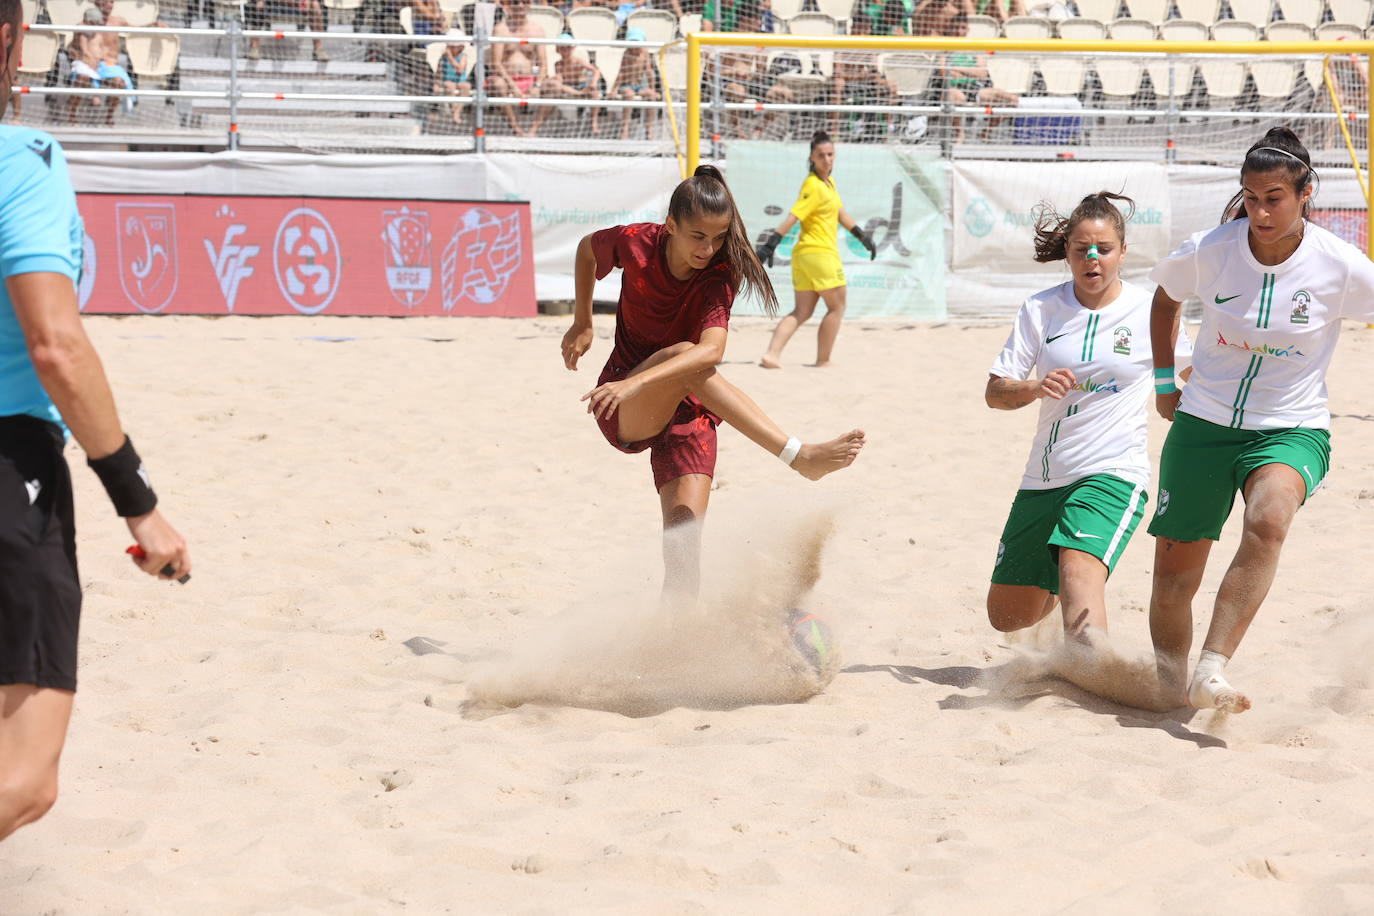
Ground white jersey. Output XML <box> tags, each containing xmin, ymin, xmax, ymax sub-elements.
<box><xmin>991</xmin><ymin>279</ymin><xmax>1193</xmax><ymax>491</ymax></box>
<box><xmin>1150</xmin><ymin>218</ymin><xmax>1374</xmax><ymax>430</ymax></box>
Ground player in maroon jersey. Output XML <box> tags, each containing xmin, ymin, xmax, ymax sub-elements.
<box><xmin>561</xmin><ymin>165</ymin><xmax>866</xmax><ymax>601</ymax></box>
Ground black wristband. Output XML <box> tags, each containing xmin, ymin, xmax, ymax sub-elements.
<box><xmin>88</xmin><ymin>436</ymin><xmax>158</xmax><ymax>518</ymax></box>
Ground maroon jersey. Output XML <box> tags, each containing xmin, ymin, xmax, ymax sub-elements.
<box><xmin>591</xmin><ymin>222</ymin><xmax>735</xmax><ymax>373</ymax></box>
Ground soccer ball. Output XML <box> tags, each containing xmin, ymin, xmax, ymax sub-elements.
<box><xmin>786</xmin><ymin>608</ymin><xmax>832</xmax><ymax>672</ymax></box>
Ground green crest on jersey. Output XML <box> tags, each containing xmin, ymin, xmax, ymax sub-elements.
<box><xmin>1290</xmin><ymin>290</ymin><xmax>1311</xmax><ymax>325</ymax></box>
<box><xmin>1112</xmin><ymin>325</ymin><xmax>1131</xmax><ymax>355</ymax></box>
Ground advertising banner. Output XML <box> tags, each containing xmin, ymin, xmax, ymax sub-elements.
<box><xmin>725</xmin><ymin>141</ymin><xmax>947</xmax><ymax>319</ymax></box>
<box><xmin>76</xmin><ymin>194</ymin><xmax>536</xmax><ymax>316</ymax></box>
<box><xmin>482</xmin><ymin>152</ymin><xmax>683</xmax><ymax>303</ymax></box>
<box><xmin>952</xmin><ymin>160</ymin><xmax>1172</xmax><ymax>271</ymax></box>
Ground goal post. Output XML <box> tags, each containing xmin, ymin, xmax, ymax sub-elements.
<box><xmin>683</xmin><ymin>33</ymin><xmax>1374</xmax><ymax>259</ymax></box>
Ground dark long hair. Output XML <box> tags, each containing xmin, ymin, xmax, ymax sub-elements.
<box><xmin>807</xmin><ymin>130</ymin><xmax>834</xmax><ymax>185</ymax></box>
<box><xmin>1222</xmin><ymin>126</ymin><xmax>1316</xmax><ymax>224</ymax></box>
<box><xmin>1031</xmin><ymin>191</ymin><xmax>1136</xmax><ymax>263</ymax></box>
<box><xmin>667</xmin><ymin>164</ymin><xmax>779</xmax><ymax>316</ymax></box>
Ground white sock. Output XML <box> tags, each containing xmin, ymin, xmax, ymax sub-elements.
<box><xmin>1189</xmin><ymin>649</ymin><xmax>1244</xmax><ymax>710</ymax></box>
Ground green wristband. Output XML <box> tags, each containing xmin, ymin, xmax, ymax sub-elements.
<box><xmin>1155</xmin><ymin>381</ymin><xmax>1178</xmax><ymax>394</ymax></box>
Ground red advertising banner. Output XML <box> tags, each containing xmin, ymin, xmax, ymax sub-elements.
<box><xmin>75</xmin><ymin>194</ymin><xmax>536</xmax><ymax>317</ymax></box>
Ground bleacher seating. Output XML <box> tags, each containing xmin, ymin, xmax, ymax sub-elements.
<box><xmin>566</xmin><ymin>6</ymin><xmax>617</xmax><ymax>40</ymax></box>
<box><xmin>625</xmin><ymin>9</ymin><xmax>676</xmax><ymax>43</ymax></box>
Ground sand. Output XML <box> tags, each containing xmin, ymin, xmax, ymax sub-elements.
<box><xmin>2</xmin><ymin>314</ymin><xmax>1373</xmax><ymax>913</ymax></box>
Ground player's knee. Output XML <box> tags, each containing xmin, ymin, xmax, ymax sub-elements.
<box><xmin>986</xmin><ymin>602</ymin><xmax>1024</xmax><ymax>632</ymax></box>
<box><xmin>1242</xmin><ymin>508</ymin><xmax>1291</xmax><ymax>549</ymax></box>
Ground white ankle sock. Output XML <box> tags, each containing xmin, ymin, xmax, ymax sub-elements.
<box><xmin>1194</xmin><ymin>649</ymin><xmax>1228</xmax><ymax>680</ymax></box>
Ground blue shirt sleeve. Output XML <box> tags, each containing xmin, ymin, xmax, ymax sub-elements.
<box><xmin>0</xmin><ymin>133</ymin><xmax>82</xmax><ymax>283</ymax></box>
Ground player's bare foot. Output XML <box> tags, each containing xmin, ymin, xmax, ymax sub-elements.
<box><xmin>809</xmin><ymin>361</ymin><xmax>833</xmax><ymax>368</ymax></box>
<box><xmin>792</xmin><ymin>430</ymin><xmax>865</xmax><ymax>481</ymax></box>
<box><xmin>759</xmin><ymin>355</ymin><xmax>781</xmax><ymax>369</ymax></box>
<box><xmin>1188</xmin><ymin>670</ymin><xmax>1251</xmax><ymax>713</ymax></box>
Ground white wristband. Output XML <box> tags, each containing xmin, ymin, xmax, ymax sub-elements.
<box><xmin>778</xmin><ymin>436</ymin><xmax>802</xmax><ymax>466</ymax></box>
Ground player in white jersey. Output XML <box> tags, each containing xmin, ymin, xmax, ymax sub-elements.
<box><xmin>0</xmin><ymin>0</ymin><xmax>190</xmax><ymax>842</ymax></box>
<box><xmin>1147</xmin><ymin>127</ymin><xmax>1374</xmax><ymax>713</ymax></box>
<box><xmin>986</xmin><ymin>192</ymin><xmax>1192</xmax><ymax>643</ymax></box>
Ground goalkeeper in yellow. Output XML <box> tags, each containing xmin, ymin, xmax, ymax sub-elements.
<box><xmin>757</xmin><ymin>130</ymin><xmax>876</xmax><ymax>369</ymax></box>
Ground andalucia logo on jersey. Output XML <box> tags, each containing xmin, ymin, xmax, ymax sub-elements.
<box><xmin>1113</xmin><ymin>326</ymin><xmax>1131</xmax><ymax>355</ymax></box>
<box><xmin>1290</xmin><ymin>290</ymin><xmax>1311</xmax><ymax>324</ymax></box>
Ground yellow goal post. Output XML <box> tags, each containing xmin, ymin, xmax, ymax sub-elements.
<box><xmin>682</xmin><ymin>33</ymin><xmax>1374</xmax><ymax>260</ymax></box>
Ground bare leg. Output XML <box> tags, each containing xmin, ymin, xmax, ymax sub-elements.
<box><xmin>761</xmin><ymin>290</ymin><xmax>820</xmax><ymax>368</ymax></box>
<box><xmin>0</xmin><ymin>685</ymin><xmax>74</xmax><ymax>842</ymax></box>
<box><xmin>614</xmin><ymin>343</ymin><xmax>865</xmax><ymax>481</ymax></box>
<box><xmin>813</xmin><ymin>284</ymin><xmax>847</xmax><ymax>367</ymax></box>
<box><xmin>986</xmin><ymin>583</ymin><xmax>1057</xmax><ymax>633</ymax></box>
<box><xmin>658</xmin><ymin>473</ymin><xmax>711</xmax><ymax>602</ymax></box>
<box><xmin>1149</xmin><ymin>536</ymin><xmax>1213</xmax><ymax>705</ymax></box>
<box><xmin>1058</xmin><ymin>547</ymin><xmax>1108</xmax><ymax>642</ymax></box>
<box><xmin>1186</xmin><ymin>464</ymin><xmax>1304</xmax><ymax>712</ymax></box>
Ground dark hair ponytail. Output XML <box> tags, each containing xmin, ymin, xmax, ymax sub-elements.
<box><xmin>1222</xmin><ymin>126</ymin><xmax>1316</xmax><ymax>224</ymax></box>
<box><xmin>667</xmin><ymin>164</ymin><xmax>779</xmax><ymax>317</ymax></box>
<box><xmin>807</xmin><ymin>130</ymin><xmax>833</xmax><ymax>182</ymax></box>
<box><xmin>1031</xmin><ymin>191</ymin><xmax>1136</xmax><ymax>263</ymax></box>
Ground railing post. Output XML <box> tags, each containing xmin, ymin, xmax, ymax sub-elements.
<box><xmin>1165</xmin><ymin>56</ymin><xmax>1177</xmax><ymax>164</ymax></box>
<box><xmin>687</xmin><ymin>33</ymin><xmax>700</xmax><ymax>172</ymax></box>
<box><xmin>227</xmin><ymin>17</ymin><xmax>241</xmax><ymax>151</ymax></box>
<box><xmin>710</xmin><ymin>48</ymin><xmax>721</xmax><ymax>161</ymax></box>
<box><xmin>474</xmin><ymin>27</ymin><xmax>487</xmax><ymax>154</ymax></box>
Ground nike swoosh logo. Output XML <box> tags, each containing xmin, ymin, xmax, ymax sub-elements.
<box><xmin>1215</xmin><ymin>294</ymin><xmax>1241</xmax><ymax>304</ymax></box>
<box><xmin>1073</xmin><ymin>530</ymin><xmax>1103</xmax><ymax>539</ymax></box>
<box><xmin>1045</xmin><ymin>332</ymin><xmax>1071</xmax><ymax>344</ymax></box>
<box><xmin>25</xmin><ymin>479</ymin><xmax>40</xmax><ymax>505</ymax></box>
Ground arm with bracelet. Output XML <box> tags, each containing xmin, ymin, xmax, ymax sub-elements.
<box><xmin>9</xmin><ymin>272</ymin><xmax>191</xmax><ymax>583</ymax></box>
<box><xmin>1150</xmin><ymin>285</ymin><xmax>1185</xmax><ymax>421</ymax></box>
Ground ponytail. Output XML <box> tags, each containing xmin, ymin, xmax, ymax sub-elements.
<box><xmin>1222</xmin><ymin>126</ymin><xmax>1317</xmax><ymax>224</ymax></box>
<box><xmin>668</xmin><ymin>164</ymin><xmax>780</xmax><ymax>316</ymax></box>
<box><xmin>1032</xmin><ymin>191</ymin><xmax>1136</xmax><ymax>263</ymax></box>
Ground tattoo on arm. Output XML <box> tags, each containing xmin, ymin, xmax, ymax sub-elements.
<box><xmin>986</xmin><ymin>377</ymin><xmax>1037</xmax><ymax>410</ymax></box>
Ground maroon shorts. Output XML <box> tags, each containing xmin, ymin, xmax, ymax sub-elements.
<box><xmin>594</xmin><ymin>364</ymin><xmax>719</xmax><ymax>491</ymax></box>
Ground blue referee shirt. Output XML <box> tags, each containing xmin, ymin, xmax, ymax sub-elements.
<box><xmin>0</xmin><ymin>126</ymin><xmax>83</xmax><ymax>425</ymax></box>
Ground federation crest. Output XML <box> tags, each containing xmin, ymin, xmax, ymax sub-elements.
<box><xmin>115</xmin><ymin>203</ymin><xmax>179</xmax><ymax>312</ymax></box>
<box><xmin>78</xmin><ymin>231</ymin><xmax>97</xmax><ymax>312</ymax></box>
<box><xmin>995</xmin><ymin>541</ymin><xmax>1005</xmax><ymax>567</ymax></box>
<box><xmin>1113</xmin><ymin>325</ymin><xmax>1132</xmax><ymax>355</ymax></box>
<box><xmin>381</xmin><ymin>207</ymin><xmax>432</xmax><ymax>307</ymax></box>
<box><xmin>1290</xmin><ymin>289</ymin><xmax>1311</xmax><ymax>324</ymax></box>
<box><xmin>440</xmin><ymin>207</ymin><xmax>523</xmax><ymax>310</ymax></box>
<box><xmin>274</xmin><ymin>207</ymin><xmax>341</xmax><ymax>315</ymax></box>
<box><xmin>1156</xmin><ymin>489</ymin><xmax>1170</xmax><ymax>517</ymax></box>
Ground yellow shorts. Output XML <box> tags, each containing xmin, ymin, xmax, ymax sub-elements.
<box><xmin>790</xmin><ymin>247</ymin><xmax>845</xmax><ymax>292</ymax></box>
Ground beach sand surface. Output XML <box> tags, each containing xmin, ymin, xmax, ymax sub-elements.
<box><xmin>2</xmin><ymin>316</ymin><xmax>1373</xmax><ymax>914</ymax></box>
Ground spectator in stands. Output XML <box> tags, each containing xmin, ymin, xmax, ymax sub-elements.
<box><xmin>66</xmin><ymin>31</ymin><xmax>124</xmax><ymax>125</ymax></box>
<box><xmin>81</xmin><ymin>6</ymin><xmax>137</xmax><ymax>115</ymax></box>
<box><xmin>431</xmin><ymin>29</ymin><xmax>472</xmax><ymax>131</ymax></box>
<box><xmin>866</xmin><ymin>0</ymin><xmax>912</xmax><ymax>35</ymax></box>
<box><xmin>716</xmin><ymin>1</ymin><xmax>793</xmax><ymax>138</ymax></box>
<box><xmin>410</xmin><ymin>0</ymin><xmax>447</xmax><ymax>34</ymax></box>
<box><xmin>941</xmin><ymin>8</ymin><xmax>1017</xmax><ymax>142</ymax></box>
<box><xmin>610</xmin><ymin>26</ymin><xmax>660</xmax><ymax>139</ymax></box>
<box><xmin>491</xmin><ymin>0</ymin><xmax>547</xmax><ymax>136</ymax></box>
<box><xmin>244</xmin><ymin>0</ymin><xmax>330</xmax><ymax>62</ymax></box>
<box><xmin>532</xmin><ymin>32</ymin><xmax>602</xmax><ymax>136</ymax></box>
<box><xmin>910</xmin><ymin>0</ymin><xmax>969</xmax><ymax>35</ymax></box>
<box><xmin>830</xmin><ymin>14</ymin><xmax>897</xmax><ymax>140</ymax></box>
<box><xmin>702</xmin><ymin>0</ymin><xmax>738</xmax><ymax>30</ymax></box>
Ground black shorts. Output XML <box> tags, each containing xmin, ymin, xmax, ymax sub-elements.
<box><xmin>0</xmin><ymin>415</ymin><xmax>81</xmax><ymax>692</ymax></box>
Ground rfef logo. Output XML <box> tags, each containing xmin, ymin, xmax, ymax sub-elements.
<box><xmin>441</xmin><ymin>207</ymin><xmax>523</xmax><ymax>309</ymax></box>
<box><xmin>115</xmin><ymin>203</ymin><xmax>178</xmax><ymax>312</ymax></box>
<box><xmin>78</xmin><ymin>232</ymin><xmax>97</xmax><ymax>312</ymax></box>
<box><xmin>381</xmin><ymin>207</ymin><xmax>432</xmax><ymax>307</ymax></box>
<box><xmin>274</xmin><ymin>207</ymin><xmax>341</xmax><ymax>314</ymax></box>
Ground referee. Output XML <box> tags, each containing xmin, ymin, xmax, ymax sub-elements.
<box><xmin>0</xmin><ymin>0</ymin><xmax>189</xmax><ymax>842</ymax></box>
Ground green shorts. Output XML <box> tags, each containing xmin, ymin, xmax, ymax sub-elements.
<box><xmin>991</xmin><ymin>473</ymin><xmax>1149</xmax><ymax>594</ymax></box>
<box><xmin>1147</xmin><ymin>411</ymin><xmax>1331</xmax><ymax>542</ymax></box>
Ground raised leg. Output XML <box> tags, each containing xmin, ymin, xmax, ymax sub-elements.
<box><xmin>986</xmin><ymin>583</ymin><xmax>1058</xmax><ymax>633</ymax></box>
